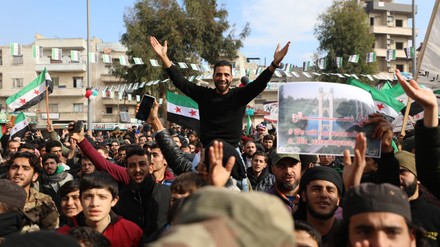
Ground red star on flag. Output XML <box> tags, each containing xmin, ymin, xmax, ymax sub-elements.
<box><xmin>189</xmin><ymin>109</ymin><xmax>197</xmax><ymax>116</ymax></box>
<box><xmin>175</xmin><ymin>107</ymin><xmax>182</xmax><ymax>113</ymax></box>
<box><xmin>377</xmin><ymin>103</ymin><xmax>385</xmax><ymax>111</ymax></box>
<box><xmin>20</xmin><ymin>98</ymin><xmax>26</xmax><ymax>104</ymax></box>
<box><xmin>34</xmin><ymin>89</ymin><xmax>39</xmax><ymax>95</ymax></box>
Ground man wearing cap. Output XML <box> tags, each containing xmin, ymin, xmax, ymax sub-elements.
<box><xmin>298</xmin><ymin>166</ymin><xmax>343</xmax><ymax>247</ymax></box>
<box><xmin>265</xmin><ymin>151</ymin><xmax>302</xmax><ymax>215</ymax></box>
<box><xmin>0</xmin><ymin>179</ymin><xmax>27</xmax><ymax>241</ymax></box>
<box><xmin>396</xmin><ymin>150</ymin><xmax>440</xmax><ymax>246</ymax></box>
<box><xmin>338</xmin><ymin>183</ymin><xmax>423</xmax><ymax>246</ymax></box>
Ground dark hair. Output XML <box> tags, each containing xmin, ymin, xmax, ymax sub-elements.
<box><xmin>125</xmin><ymin>146</ymin><xmax>151</xmax><ymax>163</ymax></box>
<box><xmin>42</xmin><ymin>153</ymin><xmax>61</xmax><ymax>164</ymax></box>
<box><xmin>79</xmin><ymin>153</ymin><xmax>91</xmax><ymax>164</ymax></box>
<box><xmin>8</xmin><ymin>152</ymin><xmax>40</xmax><ymax>173</ymax></box>
<box><xmin>294</xmin><ymin>220</ymin><xmax>323</xmax><ymax>247</ymax></box>
<box><xmin>18</xmin><ymin>143</ymin><xmax>35</xmax><ymax>152</ymax></box>
<box><xmin>58</xmin><ymin>179</ymin><xmax>81</xmax><ymax>198</ymax></box>
<box><xmin>68</xmin><ymin>226</ymin><xmax>111</xmax><ymax>247</ymax></box>
<box><xmin>80</xmin><ymin>172</ymin><xmax>118</xmax><ymax>199</ymax></box>
<box><xmin>171</xmin><ymin>172</ymin><xmax>207</xmax><ymax>194</ymax></box>
<box><xmin>252</xmin><ymin>151</ymin><xmax>268</xmax><ymax>163</ymax></box>
<box><xmin>300</xmin><ymin>154</ymin><xmax>319</xmax><ymax>172</ymax></box>
<box><xmin>95</xmin><ymin>145</ymin><xmax>109</xmax><ymax>154</ymax></box>
<box><xmin>118</xmin><ymin>144</ymin><xmax>137</xmax><ymax>153</ymax></box>
<box><xmin>213</xmin><ymin>60</ymin><xmax>232</xmax><ymax>73</ymax></box>
<box><xmin>45</xmin><ymin>140</ymin><xmax>62</xmax><ymax>152</ymax></box>
<box><xmin>262</xmin><ymin>134</ymin><xmax>273</xmax><ymax>141</ymax></box>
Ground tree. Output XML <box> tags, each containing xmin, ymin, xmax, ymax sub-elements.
<box><xmin>115</xmin><ymin>0</ymin><xmax>250</xmax><ymax>99</ymax></box>
<box><xmin>314</xmin><ymin>0</ymin><xmax>376</xmax><ymax>84</ymax></box>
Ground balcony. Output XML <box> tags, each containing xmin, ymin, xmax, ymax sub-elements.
<box><xmin>365</xmin><ymin>1</ymin><xmax>413</xmax><ymax>16</ymax></box>
<box><xmin>370</xmin><ymin>25</ymin><xmax>413</xmax><ymax>36</ymax></box>
<box><xmin>36</xmin><ymin>57</ymin><xmax>86</xmax><ymax>72</ymax></box>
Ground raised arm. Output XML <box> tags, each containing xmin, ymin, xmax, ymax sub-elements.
<box><xmin>149</xmin><ymin>36</ymin><xmax>172</xmax><ymax>68</ymax></box>
<box><xmin>269</xmin><ymin>41</ymin><xmax>291</xmax><ymax>73</ymax></box>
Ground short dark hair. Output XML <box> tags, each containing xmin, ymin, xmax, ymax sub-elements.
<box><xmin>294</xmin><ymin>220</ymin><xmax>323</xmax><ymax>247</ymax></box>
<box><xmin>68</xmin><ymin>226</ymin><xmax>111</xmax><ymax>247</ymax></box>
<box><xmin>252</xmin><ymin>151</ymin><xmax>268</xmax><ymax>163</ymax></box>
<box><xmin>45</xmin><ymin>140</ymin><xmax>62</xmax><ymax>152</ymax></box>
<box><xmin>42</xmin><ymin>153</ymin><xmax>61</xmax><ymax>164</ymax></box>
<box><xmin>80</xmin><ymin>172</ymin><xmax>118</xmax><ymax>199</ymax></box>
<box><xmin>300</xmin><ymin>154</ymin><xmax>319</xmax><ymax>172</ymax></box>
<box><xmin>18</xmin><ymin>143</ymin><xmax>35</xmax><ymax>152</ymax></box>
<box><xmin>125</xmin><ymin>146</ymin><xmax>151</xmax><ymax>163</ymax></box>
<box><xmin>58</xmin><ymin>179</ymin><xmax>81</xmax><ymax>198</ymax></box>
<box><xmin>171</xmin><ymin>172</ymin><xmax>207</xmax><ymax>194</ymax></box>
<box><xmin>213</xmin><ymin>60</ymin><xmax>232</xmax><ymax>73</ymax></box>
<box><xmin>263</xmin><ymin>134</ymin><xmax>273</xmax><ymax>141</ymax></box>
<box><xmin>8</xmin><ymin>152</ymin><xmax>40</xmax><ymax>173</ymax></box>
<box><xmin>96</xmin><ymin>145</ymin><xmax>109</xmax><ymax>154</ymax></box>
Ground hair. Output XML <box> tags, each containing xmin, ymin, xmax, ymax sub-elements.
<box><xmin>262</xmin><ymin>134</ymin><xmax>274</xmax><ymax>141</ymax></box>
<box><xmin>251</xmin><ymin>151</ymin><xmax>268</xmax><ymax>163</ymax></box>
<box><xmin>118</xmin><ymin>144</ymin><xmax>136</xmax><ymax>153</ymax></box>
<box><xmin>67</xmin><ymin>226</ymin><xmax>111</xmax><ymax>247</ymax></box>
<box><xmin>58</xmin><ymin>179</ymin><xmax>81</xmax><ymax>198</ymax></box>
<box><xmin>171</xmin><ymin>172</ymin><xmax>207</xmax><ymax>195</ymax></box>
<box><xmin>8</xmin><ymin>152</ymin><xmax>40</xmax><ymax>173</ymax></box>
<box><xmin>18</xmin><ymin>143</ymin><xmax>35</xmax><ymax>152</ymax></box>
<box><xmin>8</xmin><ymin>139</ymin><xmax>20</xmax><ymax>147</ymax></box>
<box><xmin>213</xmin><ymin>60</ymin><xmax>232</xmax><ymax>73</ymax></box>
<box><xmin>294</xmin><ymin>220</ymin><xmax>323</xmax><ymax>247</ymax></box>
<box><xmin>79</xmin><ymin>153</ymin><xmax>91</xmax><ymax>164</ymax></box>
<box><xmin>188</xmin><ymin>130</ymin><xmax>199</xmax><ymax>138</ymax></box>
<box><xmin>45</xmin><ymin>140</ymin><xmax>62</xmax><ymax>152</ymax></box>
<box><xmin>125</xmin><ymin>146</ymin><xmax>151</xmax><ymax>163</ymax></box>
<box><xmin>299</xmin><ymin>154</ymin><xmax>319</xmax><ymax>172</ymax></box>
<box><xmin>42</xmin><ymin>153</ymin><xmax>61</xmax><ymax>164</ymax></box>
<box><xmin>96</xmin><ymin>145</ymin><xmax>109</xmax><ymax>155</ymax></box>
<box><xmin>80</xmin><ymin>172</ymin><xmax>118</xmax><ymax>199</ymax></box>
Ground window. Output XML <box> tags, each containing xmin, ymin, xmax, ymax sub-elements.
<box><xmin>13</xmin><ymin>56</ymin><xmax>23</xmax><ymax>65</ymax></box>
<box><xmin>49</xmin><ymin>104</ymin><xmax>58</xmax><ymax>113</ymax></box>
<box><xmin>73</xmin><ymin>103</ymin><xmax>83</xmax><ymax>113</ymax></box>
<box><xmin>12</xmin><ymin>78</ymin><xmax>23</xmax><ymax>88</ymax></box>
<box><xmin>0</xmin><ymin>50</ymin><xmax>2</xmax><ymax>65</ymax></box>
<box><xmin>396</xmin><ymin>42</ymin><xmax>404</xmax><ymax>50</ymax></box>
<box><xmin>396</xmin><ymin>64</ymin><xmax>404</xmax><ymax>72</ymax></box>
<box><xmin>395</xmin><ymin>19</ymin><xmax>403</xmax><ymax>27</ymax></box>
<box><xmin>52</xmin><ymin>77</ymin><xmax>60</xmax><ymax>87</ymax></box>
<box><xmin>73</xmin><ymin>77</ymin><xmax>83</xmax><ymax>88</ymax></box>
<box><xmin>370</xmin><ymin>17</ymin><xmax>374</xmax><ymax>26</ymax></box>
<box><xmin>0</xmin><ymin>73</ymin><xmax>2</xmax><ymax>89</ymax></box>
<box><xmin>105</xmin><ymin>107</ymin><xmax>113</xmax><ymax>114</ymax></box>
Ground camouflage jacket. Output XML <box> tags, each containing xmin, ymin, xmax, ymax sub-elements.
<box><xmin>22</xmin><ymin>188</ymin><xmax>59</xmax><ymax>231</ymax></box>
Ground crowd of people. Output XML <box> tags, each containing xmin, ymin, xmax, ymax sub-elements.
<box><xmin>0</xmin><ymin>37</ymin><xmax>438</xmax><ymax>247</ymax></box>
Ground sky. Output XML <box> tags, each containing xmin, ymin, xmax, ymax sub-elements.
<box><xmin>0</xmin><ymin>0</ymin><xmax>435</xmax><ymax>66</ymax></box>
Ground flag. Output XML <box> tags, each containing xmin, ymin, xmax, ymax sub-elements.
<box><xmin>256</xmin><ymin>67</ymin><xmax>263</xmax><ymax>75</ymax></box>
<box><xmin>178</xmin><ymin>62</ymin><xmax>188</xmax><ymax>69</ymax></box>
<box><xmin>119</xmin><ymin>56</ymin><xmax>128</xmax><ymax>66</ymax></box>
<box><xmin>386</xmin><ymin>49</ymin><xmax>396</xmax><ymax>61</ymax></box>
<box><xmin>10</xmin><ymin>43</ymin><xmax>22</xmax><ymax>56</ymax></box>
<box><xmin>32</xmin><ymin>46</ymin><xmax>42</xmax><ymax>60</ymax></box>
<box><xmin>149</xmin><ymin>59</ymin><xmax>160</xmax><ymax>67</ymax></box>
<box><xmin>302</xmin><ymin>61</ymin><xmax>311</xmax><ymax>71</ymax></box>
<box><xmin>10</xmin><ymin>112</ymin><xmax>30</xmax><ymax>141</ymax></box>
<box><xmin>71</xmin><ymin>50</ymin><xmax>80</xmax><ymax>62</ymax></box>
<box><xmin>190</xmin><ymin>64</ymin><xmax>200</xmax><ymax>71</ymax></box>
<box><xmin>89</xmin><ymin>52</ymin><xmax>98</xmax><ymax>63</ymax></box>
<box><xmin>6</xmin><ymin>68</ymin><xmax>53</xmax><ymax>112</ymax></box>
<box><xmin>133</xmin><ymin>57</ymin><xmax>144</xmax><ymax>65</ymax></box>
<box><xmin>336</xmin><ymin>57</ymin><xmax>343</xmax><ymax>68</ymax></box>
<box><xmin>380</xmin><ymin>81</ymin><xmax>393</xmax><ymax>91</ymax></box>
<box><xmin>404</xmin><ymin>47</ymin><xmax>414</xmax><ymax>59</ymax></box>
<box><xmin>167</xmin><ymin>91</ymin><xmax>200</xmax><ymax>132</ymax></box>
<box><xmin>246</xmin><ymin>114</ymin><xmax>251</xmax><ymax>136</ymax></box>
<box><xmin>317</xmin><ymin>57</ymin><xmax>327</xmax><ymax>70</ymax></box>
<box><xmin>366</xmin><ymin>52</ymin><xmax>376</xmax><ymax>63</ymax></box>
<box><xmin>51</xmin><ymin>48</ymin><xmax>62</xmax><ymax>60</ymax></box>
<box><xmin>348</xmin><ymin>78</ymin><xmax>404</xmax><ymax>119</ymax></box>
<box><xmin>348</xmin><ymin>54</ymin><xmax>359</xmax><ymax>63</ymax></box>
<box><xmin>102</xmin><ymin>54</ymin><xmax>112</xmax><ymax>64</ymax></box>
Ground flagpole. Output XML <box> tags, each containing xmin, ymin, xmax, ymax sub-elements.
<box><xmin>45</xmin><ymin>84</ymin><xmax>50</xmax><ymax>122</ymax></box>
<box><xmin>86</xmin><ymin>0</ymin><xmax>92</xmax><ymax>130</ymax></box>
<box><xmin>400</xmin><ymin>0</ymin><xmax>416</xmax><ymax>136</ymax></box>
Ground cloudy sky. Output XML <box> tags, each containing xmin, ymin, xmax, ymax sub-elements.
<box><xmin>0</xmin><ymin>0</ymin><xmax>434</xmax><ymax>66</ymax></box>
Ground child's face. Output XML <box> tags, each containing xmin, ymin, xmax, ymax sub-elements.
<box><xmin>81</xmin><ymin>188</ymin><xmax>118</xmax><ymax>224</ymax></box>
<box><xmin>251</xmin><ymin>155</ymin><xmax>267</xmax><ymax>173</ymax></box>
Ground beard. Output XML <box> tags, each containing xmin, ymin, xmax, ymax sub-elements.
<box><xmin>277</xmin><ymin>179</ymin><xmax>298</xmax><ymax>192</ymax></box>
<box><xmin>401</xmin><ymin>179</ymin><xmax>417</xmax><ymax>198</ymax></box>
<box><xmin>306</xmin><ymin>197</ymin><xmax>338</xmax><ymax>220</ymax></box>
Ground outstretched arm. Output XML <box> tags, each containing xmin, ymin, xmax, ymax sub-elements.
<box><xmin>268</xmin><ymin>41</ymin><xmax>291</xmax><ymax>73</ymax></box>
<box><xmin>149</xmin><ymin>36</ymin><xmax>172</xmax><ymax>68</ymax></box>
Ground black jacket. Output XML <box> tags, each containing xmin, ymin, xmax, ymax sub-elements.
<box><xmin>410</xmin><ymin>192</ymin><xmax>440</xmax><ymax>246</ymax></box>
<box><xmin>113</xmin><ymin>175</ymin><xmax>171</xmax><ymax>239</ymax></box>
<box><xmin>155</xmin><ymin>129</ymin><xmax>193</xmax><ymax>175</ymax></box>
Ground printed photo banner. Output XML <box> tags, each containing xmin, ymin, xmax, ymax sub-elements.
<box><xmin>277</xmin><ymin>82</ymin><xmax>381</xmax><ymax>157</ymax></box>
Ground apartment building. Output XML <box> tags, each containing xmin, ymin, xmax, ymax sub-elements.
<box><xmin>362</xmin><ymin>0</ymin><xmax>415</xmax><ymax>77</ymax></box>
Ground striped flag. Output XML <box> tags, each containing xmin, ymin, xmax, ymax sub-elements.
<box><xmin>303</xmin><ymin>61</ymin><xmax>311</xmax><ymax>71</ymax></box>
<box><xmin>348</xmin><ymin>55</ymin><xmax>359</xmax><ymax>63</ymax></box>
<box><xmin>166</xmin><ymin>91</ymin><xmax>200</xmax><ymax>132</ymax></box>
<box><xmin>386</xmin><ymin>49</ymin><xmax>396</xmax><ymax>61</ymax></box>
<box><xmin>190</xmin><ymin>64</ymin><xmax>200</xmax><ymax>71</ymax></box>
<box><xmin>133</xmin><ymin>57</ymin><xmax>144</xmax><ymax>65</ymax></box>
<box><xmin>10</xmin><ymin>112</ymin><xmax>30</xmax><ymax>141</ymax></box>
<box><xmin>366</xmin><ymin>52</ymin><xmax>376</xmax><ymax>63</ymax></box>
<box><xmin>246</xmin><ymin>114</ymin><xmax>251</xmax><ymax>136</ymax></box>
<box><xmin>404</xmin><ymin>47</ymin><xmax>415</xmax><ymax>59</ymax></box>
<box><xmin>52</xmin><ymin>48</ymin><xmax>62</xmax><ymax>61</ymax></box>
<box><xmin>10</xmin><ymin>43</ymin><xmax>22</xmax><ymax>56</ymax></box>
<box><xmin>317</xmin><ymin>58</ymin><xmax>327</xmax><ymax>70</ymax></box>
<box><xmin>89</xmin><ymin>52</ymin><xmax>98</xmax><ymax>63</ymax></box>
<box><xmin>71</xmin><ymin>50</ymin><xmax>80</xmax><ymax>62</ymax></box>
<box><xmin>336</xmin><ymin>57</ymin><xmax>343</xmax><ymax>68</ymax></box>
<box><xmin>178</xmin><ymin>62</ymin><xmax>188</xmax><ymax>69</ymax></box>
<box><xmin>6</xmin><ymin>68</ymin><xmax>53</xmax><ymax>112</ymax></box>
<box><xmin>32</xmin><ymin>46</ymin><xmax>43</xmax><ymax>60</ymax></box>
<box><xmin>348</xmin><ymin>78</ymin><xmax>404</xmax><ymax>119</ymax></box>
<box><xmin>119</xmin><ymin>56</ymin><xmax>128</xmax><ymax>66</ymax></box>
<box><xmin>102</xmin><ymin>54</ymin><xmax>112</xmax><ymax>64</ymax></box>
<box><xmin>149</xmin><ymin>59</ymin><xmax>160</xmax><ymax>67</ymax></box>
